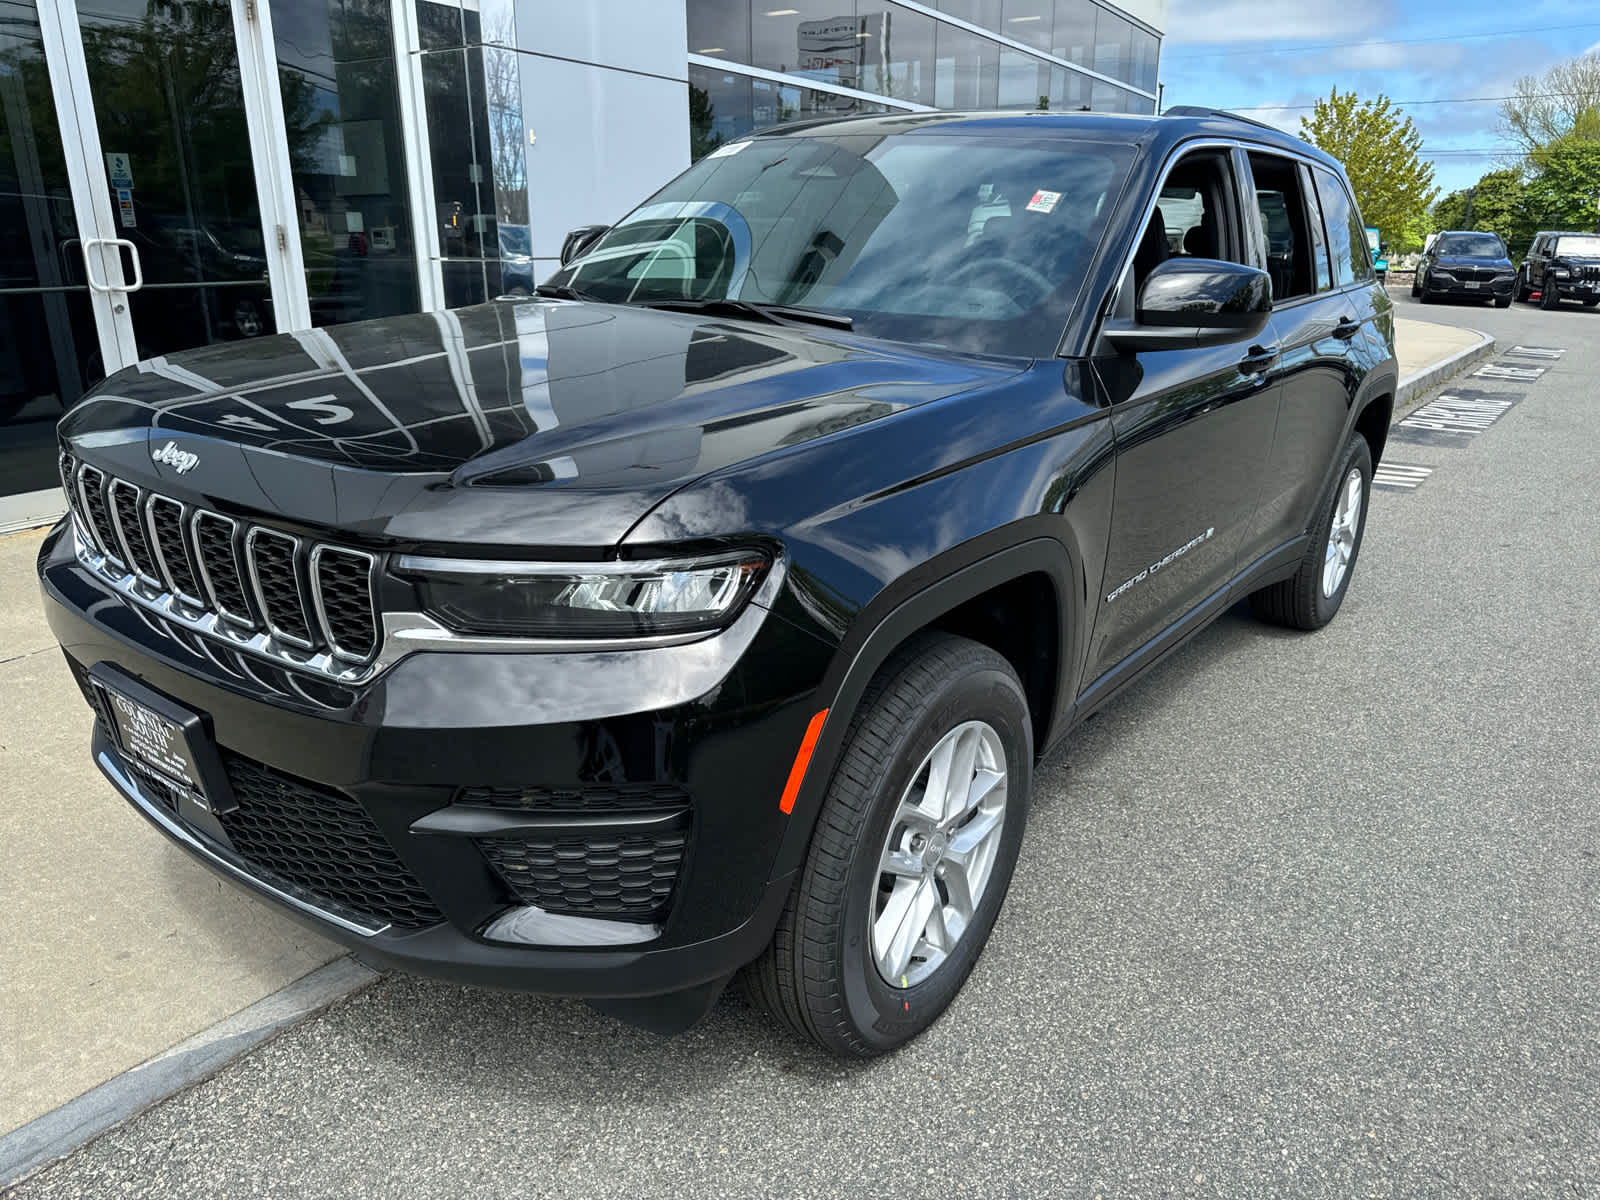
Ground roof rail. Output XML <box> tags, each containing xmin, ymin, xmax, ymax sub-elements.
<box><xmin>1162</xmin><ymin>105</ymin><xmax>1282</xmax><ymax>134</ymax></box>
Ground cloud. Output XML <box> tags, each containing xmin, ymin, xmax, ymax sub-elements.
<box><xmin>1293</xmin><ymin>40</ymin><xmax>1464</xmax><ymax>75</ymax></box>
<box><xmin>1164</xmin><ymin>0</ymin><xmax>1392</xmax><ymax>45</ymax></box>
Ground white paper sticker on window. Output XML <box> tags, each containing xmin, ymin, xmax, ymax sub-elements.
<box><xmin>1026</xmin><ymin>189</ymin><xmax>1062</xmax><ymax>214</ymax></box>
<box><xmin>707</xmin><ymin>141</ymin><xmax>747</xmax><ymax>159</ymax></box>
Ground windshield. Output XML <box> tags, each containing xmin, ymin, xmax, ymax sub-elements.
<box><xmin>546</xmin><ymin>133</ymin><xmax>1135</xmax><ymax>357</ymax></box>
<box><xmin>1555</xmin><ymin>234</ymin><xmax>1600</xmax><ymax>257</ymax></box>
<box><xmin>1435</xmin><ymin>233</ymin><xmax>1506</xmax><ymax>258</ymax></box>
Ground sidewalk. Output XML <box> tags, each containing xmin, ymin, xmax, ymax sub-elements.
<box><xmin>0</xmin><ymin>528</ymin><xmax>339</xmax><ymax>1139</ymax></box>
<box><xmin>0</xmin><ymin>312</ymin><xmax>1496</xmax><ymax>1176</ymax></box>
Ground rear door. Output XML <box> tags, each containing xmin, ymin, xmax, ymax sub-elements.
<box><xmin>1239</xmin><ymin>154</ymin><xmax>1369</xmax><ymax>562</ymax></box>
<box><xmin>1081</xmin><ymin>144</ymin><xmax>1281</xmax><ymax>693</ymax></box>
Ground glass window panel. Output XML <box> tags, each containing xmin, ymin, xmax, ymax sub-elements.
<box><xmin>936</xmin><ymin>0</ymin><xmax>1004</xmax><ymax>34</ymax></box>
<box><xmin>1090</xmin><ymin>79</ymin><xmax>1123</xmax><ymax>111</ymax></box>
<box><xmin>863</xmin><ymin>5</ymin><xmax>936</xmax><ymax>107</ymax></box>
<box><xmin>934</xmin><ymin>21</ymin><xmax>998</xmax><ymax>109</ymax></box>
<box><xmin>688</xmin><ymin>0</ymin><xmax>752</xmax><ymax>63</ymax></box>
<box><xmin>689</xmin><ymin>64</ymin><xmax>755</xmax><ymax>160</ymax></box>
<box><xmin>1093</xmin><ymin>10</ymin><xmax>1132</xmax><ymax>83</ymax></box>
<box><xmin>751</xmin><ymin>1</ymin><xmax>862</xmax><ymax>87</ymax></box>
<box><xmin>422</xmin><ymin>49</ymin><xmax>495</xmax><ymax>267</ymax></box>
<box><xmin>271</xmin><ymin>0</ymin><xmax>420</xmax><ymax>326</ymax></box>
<box><xmin>997</xmin><ymin>49</ymin><xmax>1047</xmax><ymax>110</ymax></box>
<box><xmin>1045</xmin><ymin>65</ymin><xmax>1089</xmax><ymax>112</ymax></box>
<box><xmin>481</xmin><ymin>46</ymin><xmax>528</xmax><ymax>231</ymax></box>
<box><xmin>1000</xmin><ymin>0</ymin><xmax>1053</xmax><ymax>51</ymax></box>
<box><xmin>1315</xmin><ymin>166</ymin><xmax>1373</xmax><ymax>286</ymax></box>
<box><xmin>416</xmin><ymin>0</ymin><xmax>463</xmax><ymax>51</ymax></box>
<box><xmin>1302</xmin><ymin>167</ymin><xmax>1333</xmax><ymax>292</ymax></box>
<box><xmin>1050</xmin><ymin>0</ymin><xmax>1094</xmax><ymax>67</ymax></box>
<box><xmin>441</xmin><ymin>257</ymin><xmax>487</xmax><ymax>306</ymax></box>
<box><xmin>1130</xmin><ymin>27</ymin><xmax>1158</xmax><ymax>94</ymax></box>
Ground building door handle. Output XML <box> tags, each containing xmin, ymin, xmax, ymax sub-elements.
<box><xmin>81</xmin><ymin>237</ymin><xmax>144</xmax><ymax>294</ymax></box>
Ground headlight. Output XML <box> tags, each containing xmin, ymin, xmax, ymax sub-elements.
<box><xmin>394</xmin><ymin>551</ymin><xmax>769</xmax><ymax>638</ymax></box>
<box><xmin>1430</xmin><ymin>268</ymin><xmax>1454</xmax><ymax>281</ymax></box>
<box><xmin>1552</xmin><ymin>266</ymin><xmax>1570</xmax><ymax>278</ymax></box>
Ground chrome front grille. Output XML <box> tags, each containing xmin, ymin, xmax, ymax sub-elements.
<box><xmin>62</xmin><ymin>452</ymin><xmax>383</xmax><ymax>682</ymax></box>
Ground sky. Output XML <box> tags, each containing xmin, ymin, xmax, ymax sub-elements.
<box><xmin>1158</xmin><ymin>0</ymin><xmax>1600</xmax><ymax>197</ymax></box>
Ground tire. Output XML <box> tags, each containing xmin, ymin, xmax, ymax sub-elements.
<box><xmin>1495</xmin><ymin>293</ymin><xmax>1512</xmax><ymax>308</ymax></box>
<box><xmin>744</xmin><ymin>632</ymin><xmax>1033</xmax><ymax>1057</ymax></box>
<box><xmin>1410</xmin><ymin>273</ymin><xmax>1421</xmax><ymax>298</ymax></box>
<box><xmin>1516</xmin><ymin>269</ymin><xmax>1532</xmax><ymax>302</ymax></box>
<box><xmin>1541</xmin><ymin>281</ymin><xmax>1561</xmax><ymax>310</ymax></box>
<box><xmin>1250</xmin><ymin>434</ymin><xmax>1372</xmax><ymax>631</ymax></box>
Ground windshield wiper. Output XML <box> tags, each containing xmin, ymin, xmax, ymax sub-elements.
<box><xmin>533</xmin><ymin>282</ymin><xmax>602</xmax><ymax>301</ymax></box>
<box><xmin>634</xmin><ymin>297</ymin><xmax>854</xmax><ymax>332</ymax></box>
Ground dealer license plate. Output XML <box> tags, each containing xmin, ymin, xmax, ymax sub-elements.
<box><xmin>1465</xmin><ymin>280</ymin><xmax>1481</xmax><ymax>289</ymax></box>
<box><xmin>100</xmin><ymin>683</ymin><xmax>209</xmax><ymax>804</ymax></box>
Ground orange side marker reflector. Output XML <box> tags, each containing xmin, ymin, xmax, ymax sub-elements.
<box><xmin>778</xmin><ymin>709</ymin><xmax>829</xmax><ymax>815</ymax></box>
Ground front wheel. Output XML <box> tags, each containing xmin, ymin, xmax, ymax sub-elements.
<box><xmin>1516</xmin><ymin>269</ymin><xmax>1532</xmax><ymax>302</ymax></box>
<box><xmin>1542</xmin><ymin>281</ymin><xmax>1562</xmax><ymax>310</ymax></box>
<box><xmin>744</xmin><ymin>633</ymin><xmax>1032</xmax><ymax>1057</ymax></box>
<box><xmin>1495</xmin><ymin>292</ymin><xmax>1512</xmax><ymax>308</ymax></box>
<box><xmin>1250</xmin><ymin>434</ymin><xmax>1372</xmax><ymax>631</ymax></box>
<box><xmin>1410</xmin><ymin>273</ymin><xmax>1422</xmax><ymax>298</ymax></box>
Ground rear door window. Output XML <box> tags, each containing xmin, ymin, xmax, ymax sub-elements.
<box><xmin>1246</xmin><ymin>152</ymin><xmax>1317</xmax><ymax>302</ymax></box>
<box><xmin>1313</xmin><ymin>167</ymin><xmax>1373</xmax><ymax>286</ymax></box>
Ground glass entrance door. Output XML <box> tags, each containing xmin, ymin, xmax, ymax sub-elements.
<box><xmin>0</xmin><ymin>0</ymin><xmax>110</xmax><ymax>501</ymax></box>
<box><xmin>72</xmin><ymin>0</ymin><xmax>274</xmax><ymax>360</ymax></box>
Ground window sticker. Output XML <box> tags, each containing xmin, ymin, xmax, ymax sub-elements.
<box><xmin>1025</xmin><ymin>189</ymin><xmax>1061</xmax><ymax>214</ymax></box>
<box><xmin>707</xmin><ymin>141</ymin><xmax>747</xmax><ymax>159</ymax></box>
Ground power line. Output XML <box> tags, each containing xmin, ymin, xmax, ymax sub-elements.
<box><xmin>1222</xmin><ymin>90</ymin><xmax>1600</xmax><ymax>111</ymax></box>
<box><xmin>1163</xmin><ymin>22</ymin><xmax>1600</xmax><ymax>60</ymax></box>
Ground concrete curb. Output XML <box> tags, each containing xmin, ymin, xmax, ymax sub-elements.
<box><xmin>1394</xmin><ymin>327</ymin><xmax>1496</xmax><ymax>413</ymax></box>
<box><xmin>0</xmin><ymin>956</ymin><xmax>378</xmax><ymax>1191</ymax></box>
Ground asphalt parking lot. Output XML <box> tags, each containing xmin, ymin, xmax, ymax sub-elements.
<box><xmin>10</xmin><ymin>291</ymin><xmax>1599</xmax><ymax>1199</ymax></box>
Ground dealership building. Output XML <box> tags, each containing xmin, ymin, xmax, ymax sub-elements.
<box><xmin>1</xmin><ymin>0</ymin><xmax>1164</xmax><ymax>529</ymax></box>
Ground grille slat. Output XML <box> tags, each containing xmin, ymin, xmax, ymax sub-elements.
<box><xmin>247</xmin><ymin>529</ymin><xmax>314</xmax><ymax>647</ymax></box>
<box><xmin>108</xmin><ymin>480</ymin><xmax>158</xmax><ymax>581</ymax></box>
<box><xmin>479</xmin><ymin>830</ymin><xmax>687</xmax><ymax>920</ymax></box>
<box><xmin>311</xmin><ymin>548</ymin><xmax>378</xmax><ymax>660</ymax></box>
<box><xmin>460</xmin><ymin>783</ymin><xmax>691</xmax><ymax>815</ymax></box>
<box><xmin>192</xmin><ymin>512</ymin><xmax>254</xmax><ymax>626</ymax></box>
<box><xmin>77</xmin><ymin>466</ymin><xmax>123</xmax><ymax>564</ymax></box>
<box><xmin>147</xmin><ymin>497</ymin><xmax>203</xmax><ymax>603</ymax></box>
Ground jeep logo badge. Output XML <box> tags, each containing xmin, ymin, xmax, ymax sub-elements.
<box><xmin>152</xmin><ymin>440</ymin><xmax>200</xmax><ymax>475</ymax></box>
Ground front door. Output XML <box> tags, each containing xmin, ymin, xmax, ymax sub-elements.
<box><xmin>1081</xmin><ymin>146</ymin><xmax>1281</xmax><ymax>694</ymax></box>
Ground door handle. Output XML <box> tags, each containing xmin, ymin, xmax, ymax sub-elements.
<box><xmin>81</xmin><ymin>237</ymin><xmax>144</xmax><ymax>294</ymax></box>
<box><xmin>1333</xmin><ymin>315</ymin><xmax>1361</xmax><ymax>340</ymax></box>
<box><xmin>1239</xmin><ymin>343</ymin><xmax>1280</xmax><ymax>375</ymax></box>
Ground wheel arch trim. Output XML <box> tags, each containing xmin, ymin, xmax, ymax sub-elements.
<box><xmin>770</xmin><ymin>536</ymin><xmax>1078</xmax><ymax>880</ymax></box>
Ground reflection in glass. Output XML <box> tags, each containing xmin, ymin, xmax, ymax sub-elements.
<box><xmin>997</xmin><ymin>48</ymin><xmax>1046</xmax><ymax>109</ymax></box>
<box><xmin>1093</xmin><ymin>10</ymin><xmax>1132</xmax><ymax>83</ymax></box>
<box><xmin>934</xmin><ymin>21</ymin><xmax>999</xmax><ymax>108</ymax></box>
<box><xmin>270</xmin><ymin>0</ymin><xmax>420</xmax><ymax>326</ymax></box>
<box><xmin>690</xmin><ymin>65</ymin><xmax>888</xmax><ymax>161</ymax></box>
<box><xmin>1130</xmin><ymin>26</ymin><xmax>1158</xmax><ymax>93</ymax></box>
<box><xmin>935</xmin><ymin>0</ymin><xmax>1004</xmax><ymax>33</ymax></box>
<box><xmin>687</xmin><ymin>0</ymin><xmax>751</xmax><ymax>62</ymax></box>
<box><xmin>864</xmin><ymin>4</ymin><xmax>936</xmax><ymax>106</ymax></box>
<box><xmin>999</xmin><ymin>0</ymin><xmax>1053</xmax><ymax>52</ymax></box>
<box><xmin>1050</xmin><ymin>0</ymin><xmax>1095</xmax><ymax>67</ymax></box>
<box><xmin>751</xmin><ymin>0</ymin><xmax>865</xmax><ymax>86</ymax></box>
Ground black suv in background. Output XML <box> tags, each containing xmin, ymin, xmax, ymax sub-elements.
<box><xmin>1413</xmin><ymin>231</ymin><xmax>1515</xmax><ymax>306</ymax></box>
<box><xmin>39</xmin><ymin>109</ymin><xmax>1397</xmax><ymax>1056</ymax></box>
<box><xmin>1518</xmin><ymin>229</ymin><xmax>1600</xmax><ymax>309</ymax></box>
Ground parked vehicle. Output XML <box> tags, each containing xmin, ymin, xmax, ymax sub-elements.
<box><xmin>40</xmin><ymin>109</ymin><xmax>1397</xmax><ymax>1056</ymax></box>
<box><xmin>1412</xmin><ymin>231</ymin><xmax>1515</xmax><ymax>306</ymax></box>
<box><xmin>1365</xmin><ymin>226</ymin><xmax>1388</xmax><ymax>282</ymax></box>
<box><xmin>1517</xmin><ymin>230</ymin><xmax>1600</xmax><ymax>309</ymax></box>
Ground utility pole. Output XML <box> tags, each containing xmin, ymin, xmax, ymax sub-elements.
<box><xmin>1462</xmin><ymin>186</ymin><xmax>1476</xmax><ymax>228</ymax></box>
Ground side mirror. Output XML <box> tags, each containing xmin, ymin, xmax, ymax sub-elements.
<box><xmin>1378</xmin><ymin>242</ymin><xmax>1390</xmax><ymax>256</ymax></box>
<box><xmin>1104</xmin><ymin>258</ymin><xmax>1273</xmax><ymax>353</ymax></box>
<box><xmin>560</xmin><ymin>224</ymin><xmax>609</xmax><ymax>266</ymax></box>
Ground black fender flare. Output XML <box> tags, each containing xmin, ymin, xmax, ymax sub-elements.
<box><xmin>770</xmin><ymin>534</ymin><xmax>1079</xmax><ymax>880</ymax></box>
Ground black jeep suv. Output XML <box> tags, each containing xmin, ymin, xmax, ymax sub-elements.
<box><xmin>1413</xmin><ymin>230</ymin><xmax>1516</xmax><ymax>306</ymax></box>
<box><xmin>1518</xmin><ymin>229</ymin><xmax>1600</xmax><ymax>308</ymax></box>
<box><xmin>39</xmin><ymin>110</ymin><xmax>1396</xmax><ymax>1056</ymax></box>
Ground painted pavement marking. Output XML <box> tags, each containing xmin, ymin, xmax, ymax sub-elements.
<box><xmin>1372</xmin><ymin>463</ymin><xmax>1434</xmax><ymax>492</ymax></box>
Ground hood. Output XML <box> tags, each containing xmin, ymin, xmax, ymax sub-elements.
<box><xmin>61</xmin><ymin>299</ymin><xmax>1024</xmax><ymax>550</ymax></box>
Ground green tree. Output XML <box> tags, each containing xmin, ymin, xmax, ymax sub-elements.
<box><xmin>1299</xmin><ymin>88</ymin><xmax>1439</xmax><ymax>253</ymax></box>
<box><xmin>1524</xmin><ymin>126</ymin><xmax>1600</xmax><ymax>236</ymax></box>
<box><xmin>1431</xmin><ymin>169</ymin><xmax>1531</xmax><ymax>254</ymax></box>
<box><xmin>689</xmin><ymin>85</ymin><xmax>724</xmax><ymax>162</ymax></box>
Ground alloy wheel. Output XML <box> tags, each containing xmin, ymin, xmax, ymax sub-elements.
<box><xmin>871</xmin><ymin>720</ymin><xmax>1008</xmax><ymax>989</ymax></box>
<box><xmin>1322</xmin><ymin>466</ymin><xmax>1363</xmax><ymax>597</ymax></box>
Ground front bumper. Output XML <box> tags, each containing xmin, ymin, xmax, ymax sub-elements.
<box><xmin>1424</xmin><ymin>275</ymin><xmax>1514</xmax><ymax>299</ymax></box>
<box><xmin>39</xmin><ymin>522</ymin><xmax>829</xmax><ymax>1000</ymax></box>
<box><xmin>1548</xmin><ymin>275</ymin><xmax>1600</xmax><ymax>300</ymax></box>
